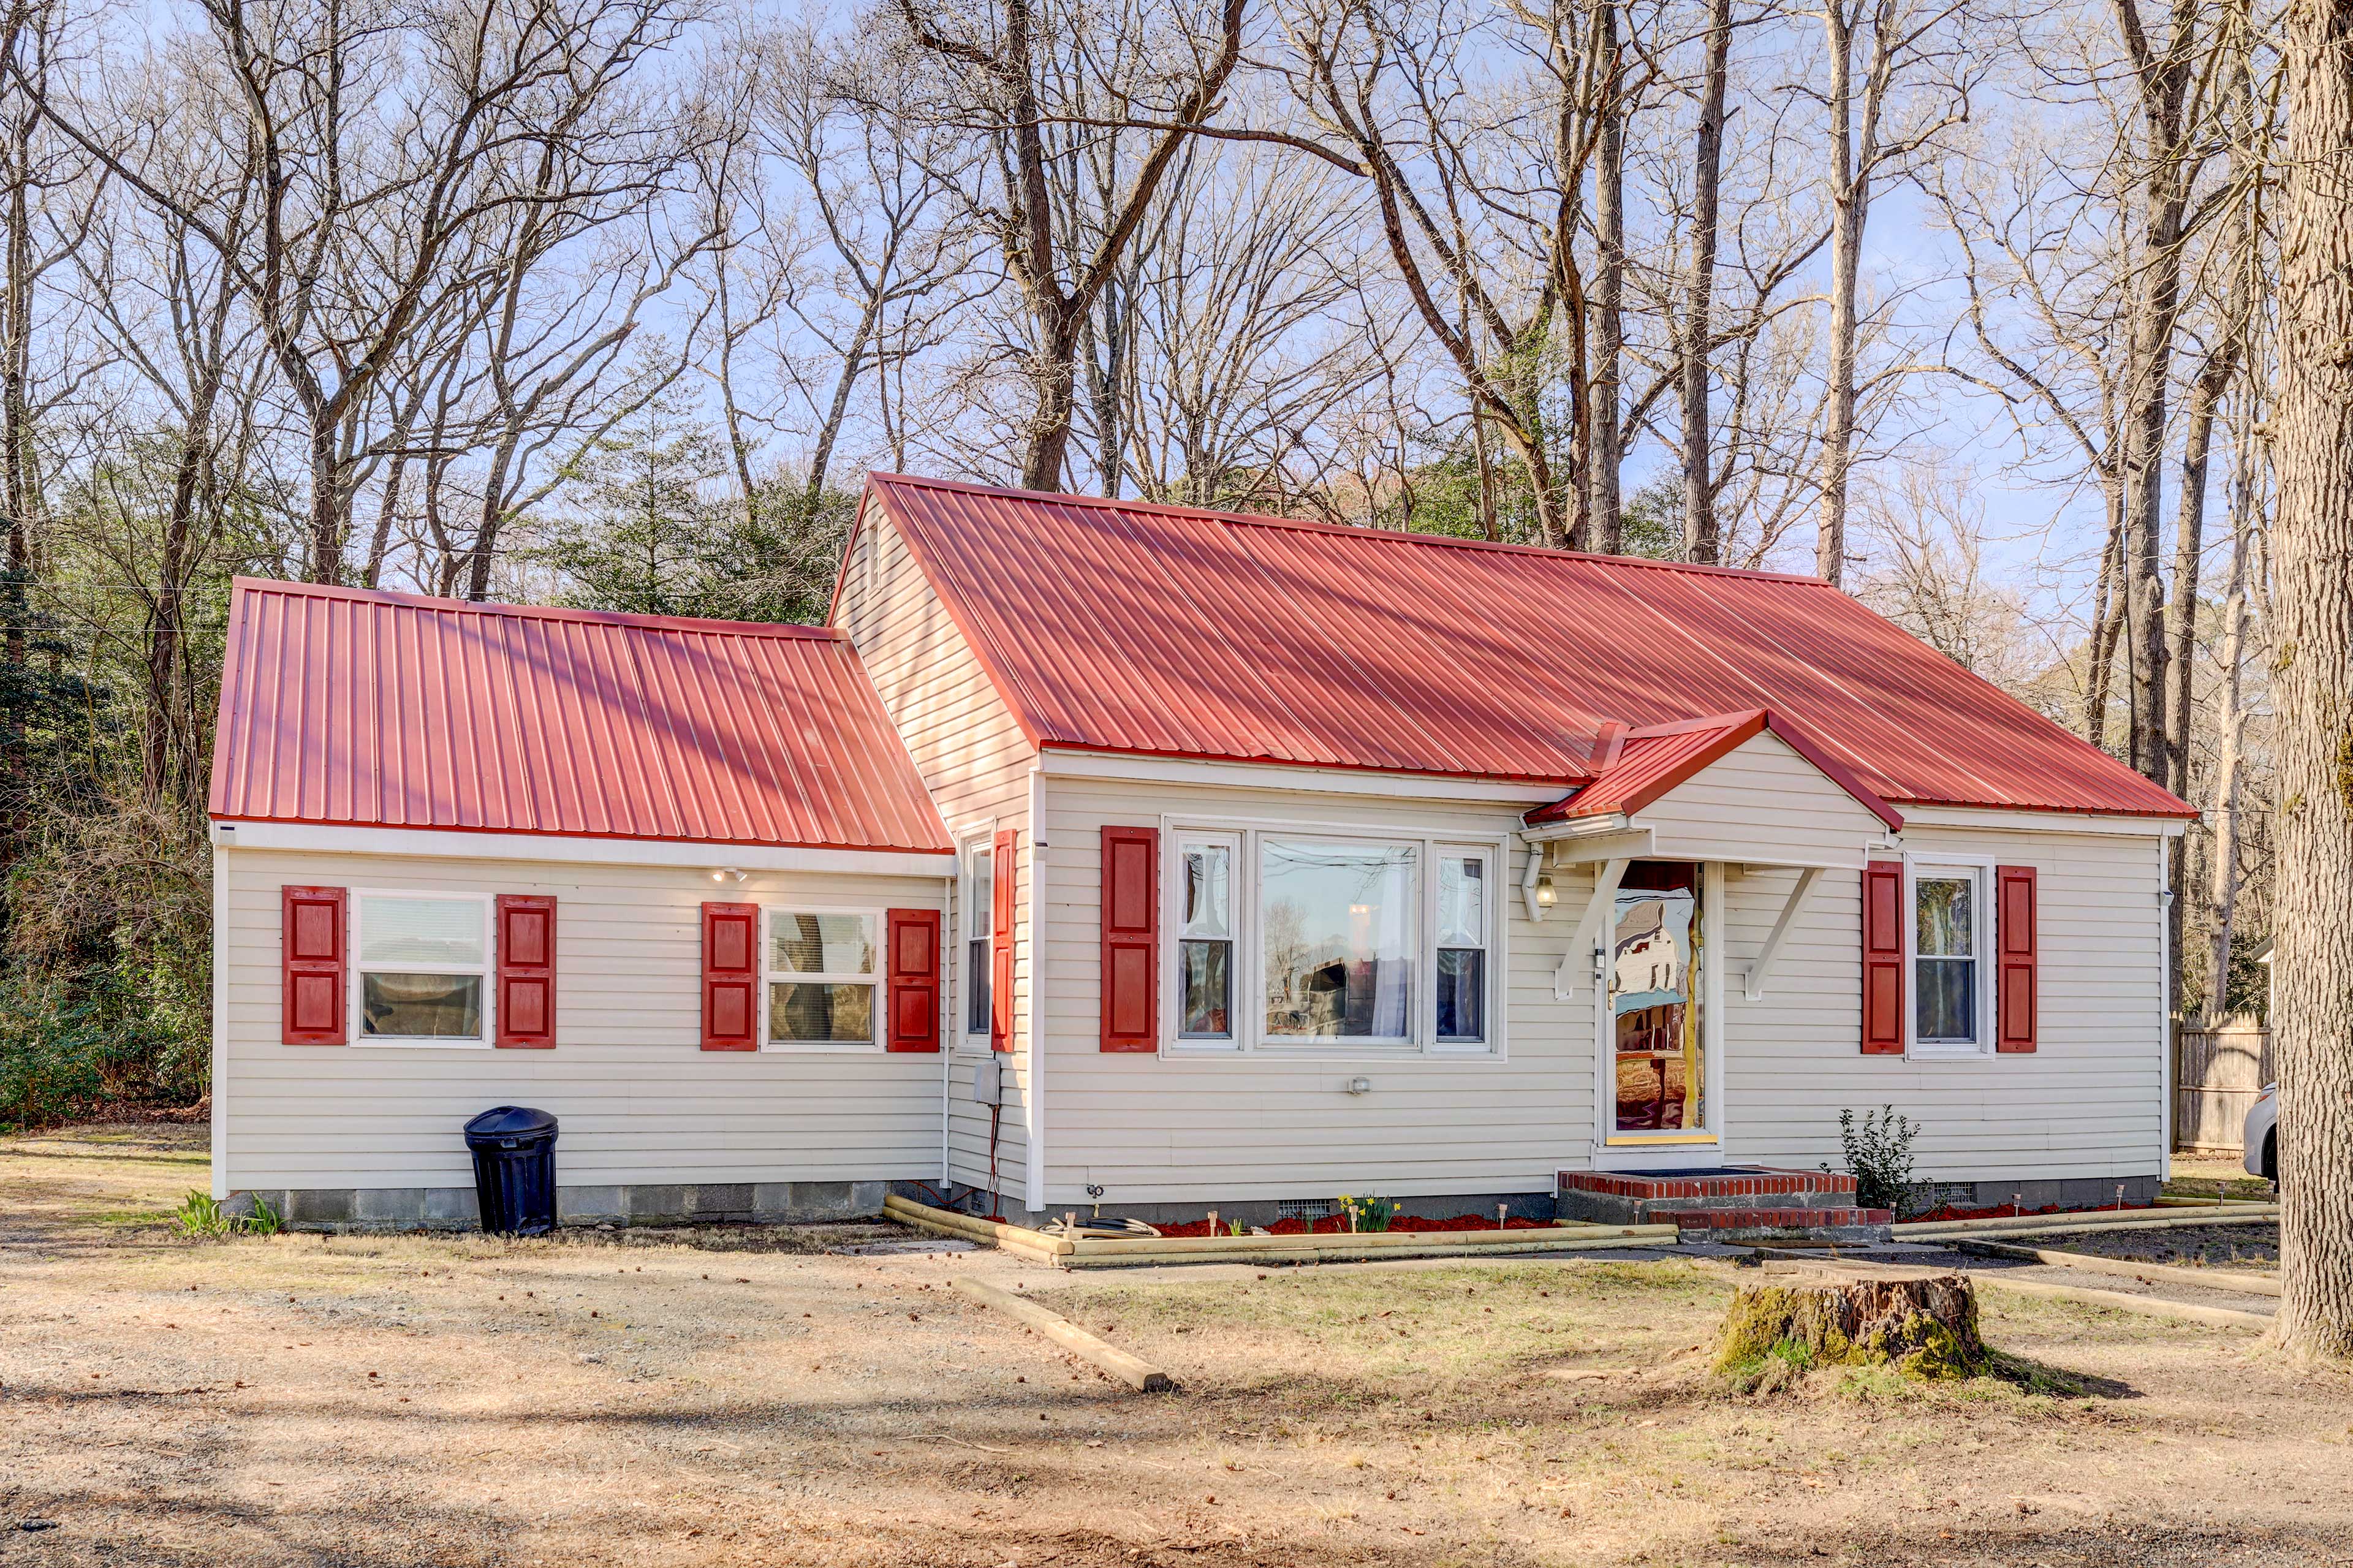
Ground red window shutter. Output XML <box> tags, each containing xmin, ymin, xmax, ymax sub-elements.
<box><xmin>885</xmin><ymin>908</ymin><xmax>942</xmax><ymax>1052</ymax></box>
<box><xmin>1860</xmin><ymin>860</ymin><xmax>1904</xmax><ymax>1055</ymax></box>
<box><xmin>495</xmin><ymin>895</ymin><xmax>556</xmax><ymax>1048</ymax></box>
<box><xmin>281</xmin><ymin>885</ymin><xmax>347</xmax><ymax>1045</ymax></box>
<box><xmin>990</xmin><ymin>827</ymin><xmax>1017</xmax><ymax>1051</ymax></box>
<box><xmin>1101</xmin><ymin>826</ymin><xmax>1159</xmax><ymax>1052</ymax></box>
<box><xmin>702</xmin><ymin>901</ymin><xmax>760</xmax><ymax>1051</ymax></box>
<box><xmin>1995</xmin><ymin>864</ymin><xmax>2039</xmax><ymax>1053</ymax></box>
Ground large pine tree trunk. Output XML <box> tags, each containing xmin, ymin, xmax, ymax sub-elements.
<box><xmin>2271</xmin><ymin>0</ymin><xmax>2353</xmax><ymax>1359</ymax></box>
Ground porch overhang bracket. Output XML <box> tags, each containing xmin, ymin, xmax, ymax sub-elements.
<box><xmin>1743</xmin><ymin>865</ymin><xmax>1822</xmax><ymax>1001</ymax></box>
<box><xmin>1554</xmin><ymin>855</ymin><xmax>1631</xmax><ymax>1001</ymax></box>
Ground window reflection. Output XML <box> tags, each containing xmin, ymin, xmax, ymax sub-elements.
<box><xmin>1612</xmin><ymin>861</ymin><xmax>1703</xmax><ymax>1134</ymax></box>
<box><xmin>1261</xmin><ymin>839</ymin><xmax>1415</xmax><ymax>1040</ymax></box>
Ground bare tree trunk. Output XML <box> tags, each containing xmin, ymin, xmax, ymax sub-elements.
<box><xmin>2203</xmin><ymin>400</ymin><xmax>2256</xmax><ymax>1019</ymax></box>
<box><xmin>1680</xmin><ymin>0</ymin><xmax>1732</xmax><ymax>564</ymax></box>
<box><xmin>2085</xmin><ymin>505</ymin><xmax>2124</xmax><ymax>748</ymax></box>
<box><xmin>1816</xmin><ymin>0</ymin><xmax>1874</xmax><ymax>586</ymax></box>
<box><xmin>2270</xmin><ymin>0</ymin><xmax>2353</xmax><ymax>1357</ymax></box>
<box><xmin>1591</xmin><ymin>0</ymin><xmax>1626</xmax><ymax>555</ymax></box>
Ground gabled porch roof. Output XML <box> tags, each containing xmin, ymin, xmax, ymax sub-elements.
<box><xmin>1523</xmin><ymin>709</ymin><xmax>1904</xmax><ymax>834</ymax></box>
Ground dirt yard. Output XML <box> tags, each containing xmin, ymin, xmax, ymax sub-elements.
<box><xmin>4</xmin><ymin>1128</ymin><xmax>2351</xmax><ymax>1568</ymax></box>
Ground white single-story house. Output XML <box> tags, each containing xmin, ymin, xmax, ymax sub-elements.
<box><xmin>208</xmin><ymin>474</ymin><xmax>2194</xmax><ymax>1230</ymax></box>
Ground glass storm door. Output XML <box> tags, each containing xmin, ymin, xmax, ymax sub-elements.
<box><xmin>1608</xmin><ymin>861</ymin><xmax>1708</xmax><ymax>1141</ymax></box>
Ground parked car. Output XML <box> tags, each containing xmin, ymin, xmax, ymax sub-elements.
<box><xmin>2243</xmin><ymin>1085</ymin><xmax>2278</xmax><ymax>1182</ymax></box>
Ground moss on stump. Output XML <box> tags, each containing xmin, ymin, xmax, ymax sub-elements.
<box><xmin>1717</xmin><ymin>1273</ymin><xmax>1985</xmax><ymax>1384</ymax></box>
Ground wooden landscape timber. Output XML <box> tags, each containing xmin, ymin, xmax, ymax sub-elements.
<box><xmin>1893</xmin><ymin>1203</ymin><xmax>2278</xmax><ymax>1242</ymax></box>
<box><xmin>1955</xmin><ymin>1238</ymin><xmax>2282</xmax><ymax>1297</ymax></box>
<box><xmin>952</xmin><ymin>1278</ymin><xmax>1176</xmax><ymax>1392</ymax></box>
<box><xmin>883</xmin><ymin>1195</ymin><xmax>1677</xmax><ymax>1269</ymax></box>
<box><xmin>1771</xmin><ymin>1258</ymin><xmax>2275</xmax><ymax>1331</ymax></box>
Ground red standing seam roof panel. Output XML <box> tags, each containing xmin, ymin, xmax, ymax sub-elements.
<box><xmin>210</xmin><ymin>579</ymin><xmax>954</xmax><ymax>854</ymax></box>
<box><xmin>862</xmin><ymin>473</ymin><xmax>2194</xmax><ymax>819</ymax></box>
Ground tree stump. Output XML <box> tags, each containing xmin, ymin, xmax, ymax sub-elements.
<box><xmin>1716</xmin><ymin>1273</ymin><xmax>1985</xmax><ymax>1385</ymax></box>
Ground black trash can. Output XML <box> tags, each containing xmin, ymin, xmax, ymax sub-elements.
<box><xmin>463</xmin><ymin>1106</ymin><xmax>559</xmax><ymax>1235</ymax></box>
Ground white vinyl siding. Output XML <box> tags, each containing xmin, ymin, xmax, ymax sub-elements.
<box><xmin>1038</xmin><ymin>771</ymin><xmax>2166</xmax><ymax>1207</ymax></box>
<box><xmin>215</xmin><ymin>848</ymin><xmax>946</xmax><ymax>1193</ymax></box>
<box><xmin>1636</xmin><ymin>730</ymin><xmax>1889</xmax><ymax>866</ymax></box>
<box><xmin>835</xmin><ymin>501</ymin><xmax>1038</xmax><ymax>1195</ymax></box>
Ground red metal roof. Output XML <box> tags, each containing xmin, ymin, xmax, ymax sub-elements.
<box><xmin>211</xmin><ymin>578</ymin><xmax>954</xmax><ymax>853</ymax></box>
<box><xmin>1523</xmin><ymin>710</ymin><xmax>1906</xmax><ymax>831</ymax></box>
<box><xmin>861</xmin><ymin>474</ymin><xmax>2194</xmax><ymax>819</ymax></box>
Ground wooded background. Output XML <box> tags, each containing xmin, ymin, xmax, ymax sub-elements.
<box><xmin>0</xmin><ymin>0</ymin><xmax>2280</xmax><ymax>1128</ymax></box>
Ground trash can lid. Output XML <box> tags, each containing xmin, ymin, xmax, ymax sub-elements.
<box><xmin>464</xmin><ymin>1105</ymin><xmax>558</xmax><ymax>1138</ymax></box>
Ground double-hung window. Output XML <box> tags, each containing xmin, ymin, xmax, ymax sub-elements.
<box><xmin>1175</xmin><ymin>835</ymin><xmax>1237</xmax><ymax>1040</ymax></box>
<box><xmin>354</xmin><ymin>892</ymin><xmax>491</xmax><ymax>1045</ymax></box>
<box><xmin>963</xmin><ymin>841</ymin><xmax>993</xmax><ymax>1045</ymax></box>
<box><xmin>766</xmin><ymin>909</ymin><xmax>879</xmax><ymax>1049</ymax></box>
<box><xmin>1912</xmin><ymin>865</ymin><xmax>1985</xmax><ymax>1051</ymax></box>
<box><xmin>1435</xmin><ymin>851</ymin><xmax>1491</xmax><ymax>1045</ymax></box>
<box><xmin>1163</xmin><ymin>827</ymin><xmax>1499</xmax><ymax>1055</ymax></box>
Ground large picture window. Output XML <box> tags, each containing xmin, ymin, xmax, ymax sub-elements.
<box><xmin>766</xmin><ymin>909</ymin><xmax>879</xmax><ymax>1048</ymax></box>
<box><xmin>1262</xmin><ymin>838</ymin><xmax>1417</xmax><ymax>1042</ymax></box>
<box><xmin>1160</xmin><ymin>826</ymin><xmax>1502</xmax><ymax>1054</ymax></box>
<box><xmin>1914</xmin><ymin>866</ymin><xmax>1984</xmax><ymax>1048</ymax></box>
<box><xmin>354</xmin><ymin>893</ymin><xmax>490</xmax><ymax>1044</ymax></box>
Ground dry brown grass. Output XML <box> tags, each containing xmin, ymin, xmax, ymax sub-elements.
<box><xmin>4</xmin><ymin>1128</ymin><xmax>2350</xmax><ymax>1567</ymax></box>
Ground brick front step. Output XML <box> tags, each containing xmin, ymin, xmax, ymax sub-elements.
<box><xmin>1670</xmin><ymin>1206</ymin><xmax>1892</xmax><ymax>1230</ymax></box>
<box><xmin>1670</xmin><ymin>1205</ymin><xmax>1894</xmax><ymax>1245</ymax></box>
<box><xmin>1556</xmin><ymin>1166</ymin><xmax>1860</xmax><ymax>1226</ymax></box>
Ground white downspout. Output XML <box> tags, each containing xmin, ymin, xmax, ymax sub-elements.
<box><xmin>1023</xmin><ymin>764</ymin><xmax>1047</xmax><ymax>1216</ymax></box>
<box><xmin>941</xmin><ymin>863</ymin><xmax>955</xmax><ymax>1190</ymax></box>
<box><xmin>2159</xmin><ymin>837</ymin><xmax>2174</xmax><ymax>1183</ymax></box>
<box><xmin>209</xmin><ymin>833</ymin><xmax>231</xmax><ymax>1200</ymax></box>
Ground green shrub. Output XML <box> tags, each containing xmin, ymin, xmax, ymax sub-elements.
<box><xmin>1827</xmin><ymin>1105</ymin><xmax>1920</xmax><ymax>1216</ymax></box>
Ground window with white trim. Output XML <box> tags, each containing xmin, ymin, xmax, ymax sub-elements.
<box><xmin>1161</xmin><ymin>827</ymin><xmax>1501</xmax><ymax>1055</ymax></box>
<box><xmin>354</xmin><ymin>893</ymin><xmax>490</xmax><ymax>1044</ymax></box>
<box><xmin>962</xmin><ymin>841</ymin><xmax>993</xmax><ymax>1045</ymax></box>
<box><xmin>765</xmin><ymin>909</ymin><xmax>879</xmax><ymax>1049</ymax></box>
<box><xmin>1435</xmin><ymin>850</ymin><xmax>1490</xmax><ymax>1045</ymax></box>
<box><xmin>1175</xmin><ymin>834</ymin><xmax>1237</xmax><ymax>1040</ymax></box>
<box><xmin>1913</xmin><ymin>865</ymin><xmax>1985</xmax><ymax>1050</ymax></box>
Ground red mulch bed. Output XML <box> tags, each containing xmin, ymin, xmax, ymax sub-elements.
<box><xmin>1146</xmin><ymin>1213</ymin><xmax>1556</xmax><ymax>1238</ymax></box>
<box><xmin>1908</xmin><ymin>1200</ymin><xmax>2161</xmax><ymax>1224</ymax></box>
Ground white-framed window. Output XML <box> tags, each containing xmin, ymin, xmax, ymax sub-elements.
<box><xmin>352</xmin><ymin>891</ymin><xmax>493</xmax><ymax>1047</ymax></box>
<box><xmin>763</xmin><ymin>907</ymin><xmax>881</xmax><ymax>1051</ymax></box>
<box><xmin>1911</xmin><ymin>862</ymin><xmax>1990</xmax><ymax>1055</ymax></box>
<box><xmin>1160</xmin><ymin>822</ymin><xmax>1504</xmax><ymax>1056</ymax></box>
<box><xmin>1174</xmin><ymin>832</ymin><xmax>1239</xmax><ymax>1042</ymax></box>
<box><xmin>961</xmin><ymin>836</ymin><xmax>994</xmax><ymax>1048</ymax></box>
<box><xmin>1434</xmin><ymin>849</ymin><xmax>1491</xmax><ymax>1047</ymax></box>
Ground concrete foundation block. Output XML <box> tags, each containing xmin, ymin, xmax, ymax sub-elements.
<box><xmin>284</xmin><ymin>1187</ymin><xmax>355</xmax><ymax>1226</ymax></box>
<box><xmin>558</xmin><ymin>1185</ymin><xmax>628</xmax><ymax>1224</ymax></box>
<box><xmin>423</xmin><ymin>1187</ymin><xmax>480</xmax><ymax>1227</ymax></box>
<box><xmin>352</xmin><ymin>1189</ymin><xmax>425</xmax><ymax>1227</ymax></box>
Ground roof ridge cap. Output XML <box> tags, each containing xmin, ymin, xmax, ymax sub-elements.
<box><xmin>863</xmin><ymin>474</ymin><xmax>1836</xmax><ymax>585</ymax></box>
<box><xmin>229</xmin><ymin>577</ymin><xmax>844</xmax><ymax>640</ymax></box>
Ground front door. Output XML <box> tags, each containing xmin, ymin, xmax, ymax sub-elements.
<box><xmin>1607</xmin><ymin>860</ymin><xmax>1713</xmax><ymax>1145</ymax></box>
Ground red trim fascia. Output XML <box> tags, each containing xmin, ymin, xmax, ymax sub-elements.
<box><xmin>865</xmin><ymin>472</ymin><xmax>1836</xmax><ymax>585</ymax></box>
<box><xmin>1522</xmin><ymin>708</ymin><xmax>1908</xmax><ymax>832</ymax></box>
<box><xmin>1879</xmin><ymin>792</ymin><xmax>2199</xmax><ymax>823</ymax></box>
<box><xmin>207</xmin><ymin>813</ymin><xmax>957</xmax><ymax>856</ymax></box>
<box><xmin>1758</xmin><ymin>713</ymin><xmax>1906</xmax><ymax>831</ymax></box>
<box><xmin>860</xmin><ymin>479</ymin><xmax>1054</xmax><ymax>756</ymax></box>
<box><xmin>227</xmin><ymin>577</ymin><xmax>846</xmax><ymax>640</ymax></box>
<box><xmin>208</xmin><ymin>579</ymin><xmax>254</xmax><ymax>818</ymax></box>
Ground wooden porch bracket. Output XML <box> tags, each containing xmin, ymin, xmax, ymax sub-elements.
<box><xmin>1743</xmin><ymin>866</ymin><xmax>1822</xmax><ymax>1000</ymax></box>
<box><xmin>1554</xmin><ymin>856</ymin><xmax>1631</xmax><ymax>1001</ymax></box>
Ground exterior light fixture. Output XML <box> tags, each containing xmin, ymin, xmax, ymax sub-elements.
<box><xmin>710</xmin><ymin>868</ymin><xmax>747</xmax><ymax>884</ymax></box>
<box><xmin>1534</xmin><ymin>873</ymin><xmax>1557</xmax><ymax>909</ymax></box>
